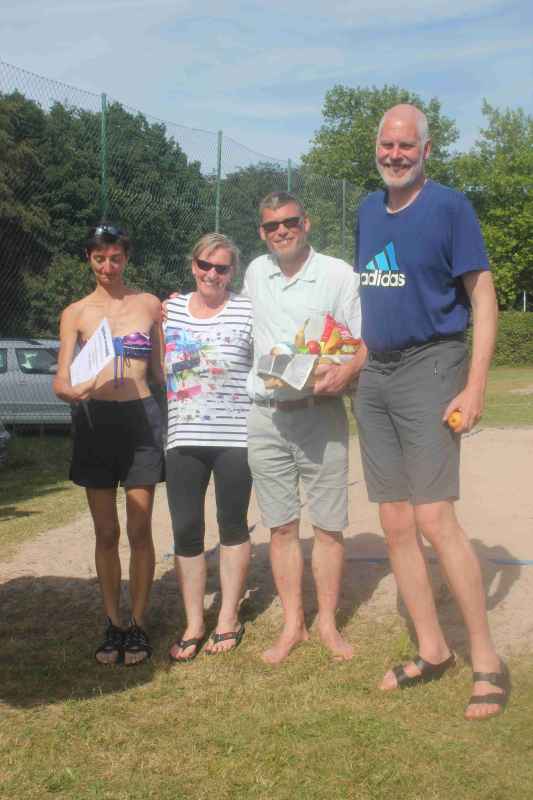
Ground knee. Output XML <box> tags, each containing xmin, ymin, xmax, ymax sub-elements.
<box><xmin>95</xmin><ymin>523</ymin><xmax>120</xmax><ymax>550</ymax></box>
<box><xmin>414</xmin><ymin>502</ymin><xmax>456</xmax><ymax>548</ymax></box>
<box><xmin>379</xmin><ymin>504</ymin><xmax>415</xmax><ymax>550</ymax></box>
<box><xmin>271</xmin><ymin>520</ymin><xmax>299</xmax><ymax>543</ymax></box>
<box><xmin>313</xmin><ymin>527</ymin><xmax>344</xmax><ymax>547</ymax></box>
<box><xmin>127</xmin><ymin>522</ymin><xmax>153</xmax><ymax>551</ymax></box>
<box><xmin>173</xmin><ymin>521</ymin><xmax>205</xmax><ymax>558</ymax></box>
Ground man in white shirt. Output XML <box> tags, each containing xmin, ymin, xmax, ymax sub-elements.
<box><xmin>243</xmin><ymin>192</ymin><xmax>366</xmax><ymax>663</ymax></box>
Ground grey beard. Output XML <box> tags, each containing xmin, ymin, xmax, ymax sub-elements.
<box><xmin>376</xmin><ymin>156</ymin><xmax>425</xmax><ymax>189</ymax></box>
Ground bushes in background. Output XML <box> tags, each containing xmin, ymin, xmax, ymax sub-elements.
<box><xmin>466</xmin><ymin>312</ymin><xmax>533</xmax><ymax>366</ymax></box>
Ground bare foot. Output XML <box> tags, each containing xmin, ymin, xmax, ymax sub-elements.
<box><xmin>464</xmin><ymin>658</ymin><xmax>506</xmax><ymax>721</ymax></box>
<box><xmin>380</xmin><ymin>649</ymin><xmax>453</xmax><ymax>690</ymax></box>
<box><xmin>262</xmin><ymin>624</ymin><xmax>309</xmax><ymax>664</ymax></box>
<box><xmin>317</xmin><ymin>625</ymin><xmax>354</xmax><ymax>662</ymax></box>
<box><xmin>206</xmin><ymin>617</ymin><xmax>243</xmax><ymax>654</ymax></box>
<box><xmin>95</xmin><ymin>649</ymin><xmax>120</xmax><ymax>665</ymax></box>
<box><xmin>170</xmin><ymin>624</ymin><xmax>206</xmax><ymax>661</ymax></box>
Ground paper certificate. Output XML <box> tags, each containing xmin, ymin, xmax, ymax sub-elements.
<box><xmin>70</xmin><ymin>317</ymin><xmax>115</xmax><ymax>386</ymax></box>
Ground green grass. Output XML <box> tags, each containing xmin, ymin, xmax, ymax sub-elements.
<box><xmin>0</xmin><ymin>431</ymin><xmax>87</xmax><ymax>557</ymax></box>
<box><xmin>0</xmin><ymin>592</ymin><xmax>531</xmax><ymax>800</ymax></box>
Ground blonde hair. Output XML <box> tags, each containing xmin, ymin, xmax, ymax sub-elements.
<box><xmin>188</xmin><ymin>233</ymin><xmax>240</xmax><ymax>271</ymax></box>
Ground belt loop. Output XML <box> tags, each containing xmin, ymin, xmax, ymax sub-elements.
<box><xmin>307</xmin><ymin>396</ymin><xmax>315</xmax><ymax>408</ymax></box>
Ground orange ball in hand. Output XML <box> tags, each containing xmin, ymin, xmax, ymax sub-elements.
<box><xmin>448</xmin><ymin>411</ymin><xmax>462</xmax><ymax>430</ymax></box>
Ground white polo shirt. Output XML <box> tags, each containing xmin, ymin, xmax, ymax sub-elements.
<box><xmin>242</xmin><ymin>247</ymin><xmax>361</xmax><ymax>402</ymax></box>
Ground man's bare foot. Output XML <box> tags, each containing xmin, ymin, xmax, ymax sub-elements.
<box><xmin>262</xmin><ymin>624</ymin><xmax>309</xmax><ymax>664</ymax></box>
<box><xmin>95</xmin><ymin>618</ymin><xmax>122</xmax><ymax>665</ymax></box>
<box><xmin>206</xmin><ymin>616</ymin><xmax>243</xmax><ymax>654</ymax></box>
<box><xmin>380</xmin><ymin>648</ymin><xmax>453</xmax><ymax>690</ymax></box>
<box><xmin>317</xmin><ymin>625</ymin><xmax>355</xmax><ymax>662</ymax></box>
<box><xmin>170</xmin><ymin>623</ymin><xmax>206</xmax><ymax>661</ymax></box>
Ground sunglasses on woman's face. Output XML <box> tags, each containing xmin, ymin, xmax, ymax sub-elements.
<box><xmin>260</xmin><ymin>216</ymin><xmax>302</xmax><ymax>234</ymax></box>
<box><xmin>195</xmin><ymin>259</ymin><xmax>232</xmax><ymax>275</ymax></box>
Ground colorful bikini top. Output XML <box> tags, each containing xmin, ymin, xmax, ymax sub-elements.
<box><xmin>79</xmin><ymin>332</ymin><xmax>153</xmax><ymax>388</ymax></box>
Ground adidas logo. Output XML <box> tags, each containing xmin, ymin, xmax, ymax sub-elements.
<box><xmin>361</xmin><ymin>241</ymin><xmax>406</xmax><ymax>287</ymax></box>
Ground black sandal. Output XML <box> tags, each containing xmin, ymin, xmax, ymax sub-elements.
<box><xmin>465</xmin><ymin>660</ymin><xmax>512</xmax><ymax>721</ymax></box>
<box><xmin>391</xmin><ymin>651</ymin><xmax>458</xmax><ymax>689</ymax></box>
<box><xmin>122</xmin><ymin>617</ymin><xmax>151</xmax><ymax>666</ymax></box>
<box><xmin>170</xmin><ymin>634</ymin><xmax>206</xmax><ymax>664</ymax></box>
<box><xmin>206</xmin><ymin>623</ymin><xmax>245</xmax><ymax>655</ymax></box>
<box><xmin>95</xmin><ymin>618</ymin><xmax>123</xmax><ymax>665</ymax></box>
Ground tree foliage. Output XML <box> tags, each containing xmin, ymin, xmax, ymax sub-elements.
<box><xmin>301</xmin><ymin>84</ymin><xmax>459</xmax><ymax>191</ymax></box>
<box><xmin>450</xmin><ymin>102</ymin><xmax>533</xmax><ymax>308</ymax></box>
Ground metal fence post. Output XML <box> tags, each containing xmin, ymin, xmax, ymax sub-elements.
<box><xmin>287</xmin><ymin>158</ymin><xmax>291</xmax><ymax>192</ymax></box>
<box><xmin>215</xmin><ymin>130</ymin><xmax>222</xmax><ymax>232</ymax></box>
<box><xmin>100</xmin><ymin>93</ymin><xmax>107</xmax><ymax>222</ymax></box>
<box><xmin>342</xmin><ymin>178</ymin><xmax>346</xmax><ymax>261</ymax></box>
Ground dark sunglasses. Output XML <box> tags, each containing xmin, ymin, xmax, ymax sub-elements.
<box><xmin>195</xmin><ymin>258</ymin><xmax>232</xmax><ymax>275</ymax></box>
<box><xmin>92</xmin><ymin>225</ymin><xmax>127</xmax><ymax>236</ymax></box>
<box><xmin>260</xmin><ymin>215</ymin><xmax>302</xmax><ymax>234</ymax></box>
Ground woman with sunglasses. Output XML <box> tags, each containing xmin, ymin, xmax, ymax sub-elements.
<box><xmin>165</xmin><ymin>233</ymin><xmax>253</xmax><ymax>662</ymax></box>
<box><xmin>54</xmin><ymin>223</ymin><xmax>166</xmax><ymax>666</ymax></box>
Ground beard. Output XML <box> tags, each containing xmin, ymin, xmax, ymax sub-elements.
<box><xmin>376</xmin><ymin>154</ymin><xmax>425</xmax><ymax>189</ymax></box>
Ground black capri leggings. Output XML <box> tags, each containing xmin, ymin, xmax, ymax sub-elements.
<box><xmin>166</xmin><ymin>446</ymin><xmax>253</xmax><ymax>557</ymax></box>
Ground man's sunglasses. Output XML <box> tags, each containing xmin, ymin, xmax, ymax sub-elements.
<box><xmin>92</xmin><ymin>225</ymin><xmax>127</xmax><ymax>236</ymax></box>
<box><xmin>195</xmin><ymin>259</ymin><xmax>232</xmax><ymax>275</ymax></box>
<box><xmin>260</xmin><ymin>216</ymin><xmax>302</xmax><ymax>234</ymax></box>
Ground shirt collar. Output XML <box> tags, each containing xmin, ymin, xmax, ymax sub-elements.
<box><xmin>267</xmin><ymin>247</ymin><xmax>318</xmax><ymax>283</ymax></box>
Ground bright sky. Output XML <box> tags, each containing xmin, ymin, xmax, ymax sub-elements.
<box><xmin>0</xmin><ymin>0</ymin><xmax>531</xmax><ymax>163</ymax></box>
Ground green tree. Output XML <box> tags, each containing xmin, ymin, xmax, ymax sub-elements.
<box><xmin>301</xmin><ymin>84</ymin><xmax>459</xmax><ymax>191</ymax></box>
<box><xmin>451</xmin><ymin>102</ymin><xmax>533</xmax><ymax>308</ymax></box>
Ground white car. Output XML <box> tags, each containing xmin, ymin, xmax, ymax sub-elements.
<box><xmin>0</xmin><ymin>338</ymin><xmax>72</xmax><ymax>426</ymax></box>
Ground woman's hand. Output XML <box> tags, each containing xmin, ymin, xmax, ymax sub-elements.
<box><xmin>71</xmin><ymin>376</ymin><xmax>98</xmax><ymax>403</ymax></box>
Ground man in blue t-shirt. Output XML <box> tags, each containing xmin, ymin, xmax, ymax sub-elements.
<box><xmin>352</xmin><ymin>104</ymin><xmax>510</xmax><ymax>722</ymax></box>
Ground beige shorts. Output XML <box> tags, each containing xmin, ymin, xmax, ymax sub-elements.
<box><xmin>246</xmin><ymin>398</ymin><xmax>350</xmax><ymax>531</ymax></box>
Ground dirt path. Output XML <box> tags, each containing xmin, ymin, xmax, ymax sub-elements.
<box><xmin>1</xmin><ymin>429</ymin><xmax>532</xmax><ymax>656</ymax></box>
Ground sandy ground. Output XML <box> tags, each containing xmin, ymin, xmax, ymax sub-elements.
<box><xmin>1</xmin><ymin>428</ymin><xmax>532</xmax><ymax>658</ymax></box>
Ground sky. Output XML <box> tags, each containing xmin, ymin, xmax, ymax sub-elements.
<box><xmin>0</xmin><ymin>0</ymin><xmax>531</xmax><ymax>166</ymax></box>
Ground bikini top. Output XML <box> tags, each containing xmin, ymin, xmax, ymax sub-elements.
<box><xmin>79</xmin><ymin>332</ymin><xmax>153</xmax><ymax>387</ymax></box>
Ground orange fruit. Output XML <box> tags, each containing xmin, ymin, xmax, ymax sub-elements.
<box><xmin>448</xmin><ymin>411</ymin><xmax>462</xmax><ymax>429</ymax></box>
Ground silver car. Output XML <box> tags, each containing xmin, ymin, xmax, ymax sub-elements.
<box><xmin>0</xmin><ymin>338</ymin><xmax>72</xmax><ymax>426</ymax></box>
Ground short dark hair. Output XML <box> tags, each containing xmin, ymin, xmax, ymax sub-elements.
<box><xmin>258</xmin><ymin>191</ymin><xmax>305</xmax><ymax>221</ymax></box>
<box><xmin>84</xmin><ymin>223</ymin><xmax>131</xmax><ymax>258</ymax></box>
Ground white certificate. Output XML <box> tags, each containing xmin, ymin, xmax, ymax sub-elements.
<box><xmin>70</xmin><ymin>317</ymin><xmax>115</xmax><ymax>386</ymax></box>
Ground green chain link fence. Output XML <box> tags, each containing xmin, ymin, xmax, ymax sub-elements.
<box><xmin>0</xmin><ymin>60</ymin><xmax>366</xmax><ymax>428</ymax></box>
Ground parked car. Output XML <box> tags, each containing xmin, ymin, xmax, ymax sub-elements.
<box><xmin>0</xmin><ymin>338</ymin><xmax>72</xmax><ymax>426</ymax></box>
<box><xmin>0</xmin><ymin>419</ymin><xmax>11</xmax><ymax>464</ymax></box>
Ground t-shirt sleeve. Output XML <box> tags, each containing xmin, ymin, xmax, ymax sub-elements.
<box><xmin>451</xmin><ymin>198</ymin><xmax>491</xmax><ymax>277</ymax></box>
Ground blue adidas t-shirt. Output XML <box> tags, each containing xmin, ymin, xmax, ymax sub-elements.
<box><xmin>354</xmin><ymin>179</ymin><xmax>491</xmax><ymax>352</ymax></box>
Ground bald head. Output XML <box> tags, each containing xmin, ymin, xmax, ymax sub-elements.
<box><xmin>378</xmin><ymin>104</ymin><xmax>429</xmax><ymax>146</ymax></box>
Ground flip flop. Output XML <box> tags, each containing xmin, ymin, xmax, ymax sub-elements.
<box><xmin>206</xmin><ymin>623</ymin><xmax>245</xmax><ymax>655</ymax></box>
<box><xmin>170</xmin><ymin>634</ymin><xmax>206</xmax><ymax>663</ymax></box>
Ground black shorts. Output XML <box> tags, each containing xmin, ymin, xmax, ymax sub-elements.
<box><xmin>70</xmin><ymin>396</ymin><xmax>166</xmax><ymax>490</ymax></box>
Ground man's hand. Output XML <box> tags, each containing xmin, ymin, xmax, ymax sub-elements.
<box><xmin>443</xmin><ymin>383</ymin><xmax>485</xmax><ymax>434</ymax></box>
<box><xmin>162</xmin><ymin>292</ymin><xmax>180</xmax><ymax>323</ymax></box>
<box><xmin>313</xmin><ymin>364</ymin><xmax>351</xmax><ymax>395</ymax></box>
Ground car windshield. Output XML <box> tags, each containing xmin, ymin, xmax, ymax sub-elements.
<box><xmin>16</xmin><ymin>348</ymin><xmax>59</xmax><ymax>375</ymax></box>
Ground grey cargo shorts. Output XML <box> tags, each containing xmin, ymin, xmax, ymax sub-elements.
<box><xmin>353</xmin><ymin>339</ymin><xmax>469</xmax><ymax>505</ymax></box>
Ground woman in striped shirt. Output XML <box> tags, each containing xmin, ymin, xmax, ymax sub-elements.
<box><xmin>165</xmin><ymin>233</ymin><xmax>253</xmax><ymax>662</ymax></box>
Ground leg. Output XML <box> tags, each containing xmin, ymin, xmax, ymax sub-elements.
<box><xmin>295</xmin><ymin>398</ymin><xmax>352</xmax><ymax>660</ymax></box>
<box><xmin>379</xmin><ymin>500</ymin><xmax>452</xmax><ymax>689</ymax></box>
<box><xmin>415</xmin><ymin>500</ymin><xmax>502</xmax><ymax>719</ymax></box>
<box><xmin>86</xmin><ymin>487</ymin><xmax>122</xmax><ymax>665</ymax></box>
<box><xmin>262</xmin><ymin>518</ymin><xmax>309</xmax><ymax>664</ymax></box>
<box><xmin>313</xmin><ymin>526</ymin><xmax>354</xmax><ymax>662</ymax></box>
<box><xmin>123</xmin><ymin>485</ymin><xmax>156</xmax><ymax>665</ymax></box>
<box><xmin>246</xmin><ymin>403</ymin><xmax>306</xmax><ymax>663</ymax></box>
<box><xmin>208</xmin><ymin>447</ymin><xmax>253</xmax><ymax>654</ymax></box>
<box><xmin>166</xmin><ymin>447</ymin><xmax>212</xmax><ymax>660</ymax></box>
